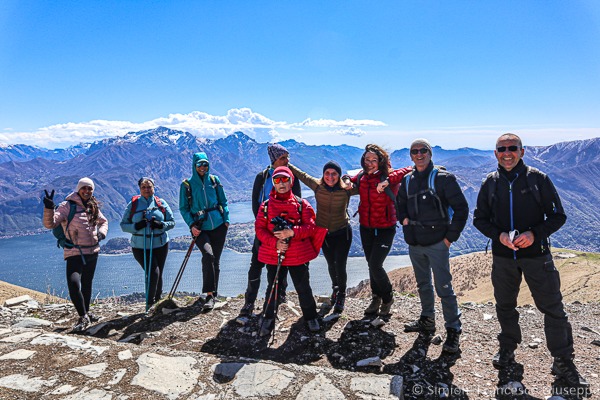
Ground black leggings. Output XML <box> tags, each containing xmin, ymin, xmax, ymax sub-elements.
<box><xmin>322</xmin><ymin>225</ymin><xmax>352</xmax><ymax>293</ymax></box>
<box><xmin>263</xmin><ymin>263</ymin><xmax>317</xmax><ymax>320</ymax></box>
<box><xmin>66</xmin><ymin>254</ymin><xmax>98</xmax><ymax>317</ymax></box>
<box><xmin>132</xmin><ymin>243</ymin><xmax>169</xmax><ymax>306</ymax></box>
<box><xmin>195</xmin><ymin>223</ymin><xmax>228</xmax><ymax>294</ymax></box>
<box><xmin>360</xmin><ymin>226</ymin><xmax>395</xmax><ymax>303</ymax></box>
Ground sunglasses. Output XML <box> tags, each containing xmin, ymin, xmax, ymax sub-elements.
<box><xmin>196</xmin><ymin>162</ymin><xmax>209</xmax><ymax>167</ymax></box>
<box><xmin>272</xmin><ymin>176</ymin><xmax>291</xmax><ymax>184</ymax></box>
<box><xmin>496</xmin><ymin>145</ymin><xmax>519</xmax><ymax>153</ymax></box>
<box><xmin>410</xmin><ymin>148</ymin><xmax>429</xmax><ymax>155</ymax></box>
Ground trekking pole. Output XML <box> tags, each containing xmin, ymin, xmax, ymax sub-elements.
<box><xmin>167</xmin><ymin>236</ymin><xmax>196</xmax><ymax>300</ymax></box>
<box><xmin>260</xmin><ymin>249</ymin><xmax>285</xmax><ymax>343</ymax></box>
<box><xmin>142</xmin><ymin>213</ymin><xmax>149</xmax><ymax>310</ymax></box>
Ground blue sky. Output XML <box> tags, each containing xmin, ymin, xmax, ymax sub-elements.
<box><xmin>1</xmin><ymin>1</ymin><xmax>599</xmax><ymax>150</ymax></box>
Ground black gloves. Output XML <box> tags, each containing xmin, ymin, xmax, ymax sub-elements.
<box><xmin>134</xmin><ymin>220</ymin><xmax>147</xmax><ymax>230</ymax></box>
<box><xmin>97</xmin><ymin>232</ymin><xmax>106</xmax><ymax>241</ymax></box>
<box><xmin>150</xmin><ymin>218</ymin><xmax>164</xmax><ymax>230</ymax></box>
<box><xmin>43</xmin><ymin>189</ymin><xmax>55</xmax><ymax>209</ymax></box>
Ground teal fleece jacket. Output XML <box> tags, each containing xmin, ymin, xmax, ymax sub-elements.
<box><xmin>179</xmin><ymin>152</ymin><xmax>230</xmax><ymax>231</ymax></box>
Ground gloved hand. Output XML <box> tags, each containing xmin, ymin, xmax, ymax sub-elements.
<box><xmin>97</xmin><ymin>232</ymin><xmax>106</xmax><ymax>241</ymax></box>
<box><xmin>150</xmin><ymin>218</ymin><xmax>164</xmax><ymax>230</ymax></box>
<box><xmin>43</xmin><ymin>189</ymin><xmax>55</xmax><ymax>209</ymax></box>
<box><xmin>134</xmin><ymin>220</ymin><xmax>147</xmax><ymax>230</ymax></box>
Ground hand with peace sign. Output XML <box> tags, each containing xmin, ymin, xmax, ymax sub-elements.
<box><xmin>43</xmin><ymin>189</ymin><xmax>55</xmax><ymax>209</ymax></box>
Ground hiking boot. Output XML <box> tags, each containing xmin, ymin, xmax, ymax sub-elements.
<box><xmin>442</xmin><ymin>327</ymin><xmax>461</xmax><ymax>353</ymax></box>
<box><xmin>87</xmin><ymin>313</ymin><xmax>101</xmax><ymax>323</ymax></box>
<box><xmin>364</xmin><ymin>295</ymin><xmax>382</xmax><ymax>315</ymax></box>
<box><xmin>259</xmin><ymin>318</ymin><xmax>274</xmax><ymax>337</ymax></box>
<box><xmin>492</xmin><ymin>348</ymin><xmax>515</xmax><ymax>369</ymax></box>
<box><xmin>333</xmin><ymin>292</ymin><xmax>346</xmax><ymax>314</ymax></box>
<box><xmin>378</xmin><ymin>298</ymin><xmax>394</xmax><ymax>316</ymax></box>
<box><xmin>72</xmin><ymin>315</ymin><xmax>90</xmax><ymax>333</ymax></box>
<box><xmin>239</xmin><ymin>302</ymin><xmax>254</xmax><ymax>317</ymax></box>
<box><xmin>404</xmin><ymin>316</ymin><xmax>436</xmax><ymax>334</ymax></box>
<box><xmin>202</xmin><ymin>295</ymin><xmax>215</xmax><ymax>312</ymax></box>
<box><xmin>307</xmin><ymin>318</ymin><xmax>320</xmax><ymax>332</ymax></box>
<box><xmin>330</xmin><ymin>287</ymin><xmax>339</xmax><ymax>306</ymax></box>
<box><xmin>551</xmin><ymin>357</ymin><xmax>590</xmax><ymax>388</ymax></box>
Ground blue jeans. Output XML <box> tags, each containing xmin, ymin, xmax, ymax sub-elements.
<box><xmin>409</xmin><ymin>240</ymin><xmax>461</xmax><ymax>330</ymax></box>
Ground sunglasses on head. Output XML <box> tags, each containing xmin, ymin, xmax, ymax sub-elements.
<box><xmin>272</xmin><ymin>176</ymin><xmax>290</xmax><ymax>184</ymax></box>
<box><xmin>410</xmin><ymin>148</ymin><xmax>429</xmax><ymax>155</ymax></box>
<box><xmin>496</xmin><ymin>145</ymin><xmax>519</xmax><ymax>153</ymax></box>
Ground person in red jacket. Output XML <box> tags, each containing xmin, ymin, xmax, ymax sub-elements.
<box><xmin>255</xmin><ymin>166</ymin><xmax>327</xmax><ymax>336</ymax></box>
<box><xmin>344</xmin><ymin>144</ymin><xmax>411</xmax><ymax>317</ymax></box>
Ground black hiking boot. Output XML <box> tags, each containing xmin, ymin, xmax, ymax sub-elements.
<box><xmin>202</xmin><ymin>295</ymin><xmax>215</xmax><ymax>312</ymax></box>
<box><xmin>72</xmin><ymin>315</ymin><xmax>90</xmax><ymax>333</ymax></box>
<box><xmin>364</xmin><ymin>295</ymin><xmax>382</xmax><ymax>315</ymax></box>
<box><xmin>551</xmin><ymin>356</ymin><xmax>590</xmax><ymax>388</ymax></box>
<box><xmin>378</xmin><ymin>298</ymin><xmax>394</xmax><ymax>317</ymax></box>
<box><xmin>492</xmin><ymin>348</ymin><xmax>515</xmax><ymax>369</ymax></box>
<box><xmin>442</xmin><ymin>327</ymin><xmax>461</xmax><ymax>353</ymax></box>
<box><xmin>259</xmin><ymin>318</ymin><xmax>274</xmax><ymax>337</ymax></box>
<box><xmin>333</xmin><ymin>292</ymin><xmax>346</xmax><ymax>314</ymax></box>
<box><xmin>404</xmin><ymin>315</ymin><xmax>436</xmax><ymax>334</ymax></box>
<box><xmin>239</xmin><ymin>302</ymin><xmax>254</xmax><ymax>317</ymax></box>
<box><xmin>87</xmin><ymin>313</ymin><xmax>101</xmax><ymax>323</ymax></box>
<box><xmin>307</xmin><ymin>318</ymin><xmax>321</xmax><ymax>332</ymax></box>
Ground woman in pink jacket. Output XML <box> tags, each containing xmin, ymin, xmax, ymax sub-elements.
<box><xmin>43</xmin><ymin>177</ymin><xmax>108</xmax><ymax>332</ymax></box>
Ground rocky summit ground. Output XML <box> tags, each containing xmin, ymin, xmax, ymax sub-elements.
<box><xmin>0</xmin><ymin>289</ymin><xmax>598</xmax><ymax>400</ymax></box>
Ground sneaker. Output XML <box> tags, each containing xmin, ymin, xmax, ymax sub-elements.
<box><xmin>404</xmin><ymin>316</ymin><xmax>436</xmax><ymax>333</ymax></box>
<box><xmin>202</xmin><ymin>295</ymin><xmax>215</xmax><ymax>312</ymax></box>
<box><xmin>492</xmin><ymin>348</ymin><xmax>515</xmax><ymax>369</ymax></box>
<box><xmin>239</xmin><ymin>302</ymin><xmax>254</xmax><ymax>317</ymax></box>
<box><xmin>259</xmin><ymin>318</ymin><xmax>274</xmax><ymax>337</ymax></box>
<box><xmin>378</xmin><ymin>298</ymin><xmax>394</xmax><ymax>316</ymax></box>
<box><xmin>442</xmin><ymin>327</ymin><xmax>461</xmax><ymax>353</ymax></box>
<box><xmin>72</xmin><ymin>315</ymin><xmax>90</xmax><ymax>333</ymax></box>
<box><xmin>364</xmin><ymin>295</ymin><xmax>382</xmax><ymax>314</ymax></box>
<box><xmin>333</xmin><ymin>292</ymin><xmax>346</xmax><ymax>314</ymax></box>
<box><xmin>551</xmin><ymin>357</ymin><xmax>590</xmax><ymax>388</ymax></box>
<box><xmin>307</xmin><ymin>318</ymin><xmax>320</xmax><ymax>332</ymax></box>
<box><xmin>87</xmin><ymin>313</ymin><xmax>101</xmax><ymax>323</ymax></box>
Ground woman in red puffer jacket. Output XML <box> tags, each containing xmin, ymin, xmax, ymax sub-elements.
<box><xmin>256</xmin><ymin>166</ymin><xmax>327</xmax><ymax>336</ymax></box>
<box><xmin>345</xmin><ymin>144</ymin><xmax>411</xmax><ymax>318</ymax></box>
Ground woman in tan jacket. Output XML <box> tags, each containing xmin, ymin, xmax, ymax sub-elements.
<box><xmin>43</xmin><ymin>177</ymin><xmax>108</xmax><ymax>332</ymax></box>
<box><xmin>288</xmin><ymin>161</ymin><xmax>355</xmax><ymax>314</ymax></box>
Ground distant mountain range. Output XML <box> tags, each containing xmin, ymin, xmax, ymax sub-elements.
<box><xmin>1</xmin><ymin>128</ymin><xmax>598</xmax><ymax>255</ymax></box>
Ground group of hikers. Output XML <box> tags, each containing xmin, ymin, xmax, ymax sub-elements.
<box><xmin>41</xmin><ymin>133</ymin><xmax>588</xmax><ymax>390</ymax></box>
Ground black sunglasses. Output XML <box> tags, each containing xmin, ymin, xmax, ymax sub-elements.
<box><xmin>410</xmin><ymin>148</ymin><xmax>429</xmax><ymax>155</ymax></box>
<box><xmin>496</xmin><ymin>145</ymin><xmax>519</xmax><ymax>153</ymax></box>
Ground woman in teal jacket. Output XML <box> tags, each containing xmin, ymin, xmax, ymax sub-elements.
<box><xmin>121</xmin><ymin>177</ymin><xmax>175</xmax><ymax>309</ymax></box>
<box><xmin>179</xmin><ymin>152</ymin><xmax>230</xmax><ymax>311</ymax></box>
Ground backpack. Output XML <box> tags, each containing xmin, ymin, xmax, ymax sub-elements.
<box><xmin>52</xmin><ymin>200</ymin><xmax>77</xmax><ymax>248</ymax></box>
<box><xmin>262</xmin><ymin>195</ymin><xmax>303</xmax><ymax>226</ymax></box>
<box><xmin>182</xmin><ymin>175</ymin><xmax>224</xmax><ymax>221</ymax></box>
<box><xmin>128</xmin><ymin>195</ymin><xmax>166</xmax><ymax>222</ymax></box>
<box><xmin>403</xmin><ymin>166</ymin><xmax>454</xmax><ymax>224</ymax></box>
<box><xmin>352</xmin><ymin>170</ymin><xmax>401</xmax><ymax>222</ymax></box>
<box><xmin>485</xmin><ymin>166</ymin><xmax>543</xmax><ymax>212</ymax></box>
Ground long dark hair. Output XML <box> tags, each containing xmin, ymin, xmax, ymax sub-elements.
<box><xmin>360</xmin><ymin>144</ymin><xmax>391</xmax><ymax>178</ymax></box>
<box><xmin>83</xmin><ymin>196</ymin><xmax>101</xmax><ymax>226</ymax></box>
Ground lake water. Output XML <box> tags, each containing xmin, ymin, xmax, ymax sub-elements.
<box><xmin>0</xmin><ymin>201</ymin><xmax>411</xmax><ymax>299</ymax></box>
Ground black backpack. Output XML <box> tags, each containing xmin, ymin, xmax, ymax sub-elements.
<box><xmin>52</xmin><ymin>200</ymin><xmax>77</xmax><ymax>248</ymax></box>
<box><xmin>402</xmin><ymin>166</ymin><xmax>454</xmax><ymax>224</ymax></box>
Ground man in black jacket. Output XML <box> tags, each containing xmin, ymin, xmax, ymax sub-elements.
<box><xmin>473</xmin><ymin>133</ymin><xmax>588</xmax><ymax>389</ymax></box>
<box><xmin>238</xmin><ymin>143</ymin><xmax>301</xmax><ymax>317</ymax></box>
<box><xmin>397</xmin><ymin>139</ymin><xmax>469</xmax><ymax>353</ymax></box>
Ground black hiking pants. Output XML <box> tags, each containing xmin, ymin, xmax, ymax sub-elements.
<box><xmin>263</xmin><ymin>263</ymin><xmax>317</xmax><ymax>320</ymax></box>
<box><xmin>195</xmin><ymin>223</ymin><xmax>228</xmax><ymax>294</ymax></box>
<box><xmin>492</xmin><ymin>254</ymin><xmax>574</xmax><ymax>357</ymax></box>
<box><xmin>360</xmin><ymin>226</ymin><xmax>395</xmax><ymax>303</ymax></box>
<box><xmin>244</xmin><ymin>235</ymin><xmax>287</xmax><ymax>305</ymax></box>
<box><xmin>322</xmin><ymin>225</ymin><xmax>352</xmax><ymax>293</ymax></box>
<box><xmin>66</xmin><ymin>254</ymin><xmax>98</xmax><ymax>317</ymax></box>
<box><xmin>132</xmin><ymin>243</ymin><xmax>169</xmax><ymax>306</ymax></box>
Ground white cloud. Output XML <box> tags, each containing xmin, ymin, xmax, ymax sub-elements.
<box><xmin>333</xmin><ymin>127</ymin><xmax>366</xmax><ymax>137</ymax></box>
<box><xmin>0</xmin><ymin>108</ymin><xmax>388</xmax><ymax>148</ymax></box>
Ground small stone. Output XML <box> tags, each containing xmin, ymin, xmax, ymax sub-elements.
<box><xmin>528</xmin><ymin>342</ymin><xmax>539</xmax><ymax>349</ymax></box>
<box><xmin>0</xmin><ymin>349</ymin><xmax>36</xmax><ymax>360</ymax></box>
<box><xmin>356</xmin><ymin>356</ymin><xmax>382</xmax><ymax>367</ymax></box>
<box><xmin>4</xmin><ymin>295</ymin><xmax>33</xmax><ymax>307</ymax></box>
<box><xmin>118</xmin><ymin>349</ymin><xmax>132</xmax><ymax>360</ymax></box>
<box><xmin>370</xmin><ymin>317</ymin><xmax>386</xmax><ymax>327</ymax></box>
<box><xmin>483</xmin><ymin>313</ymin><xmax>494</xmax><ymax>320</ymax></box>
<box><xmin>69</xmin><ymin>362</ymin><xmax>108</xmax><ymax>378</ymax></box>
